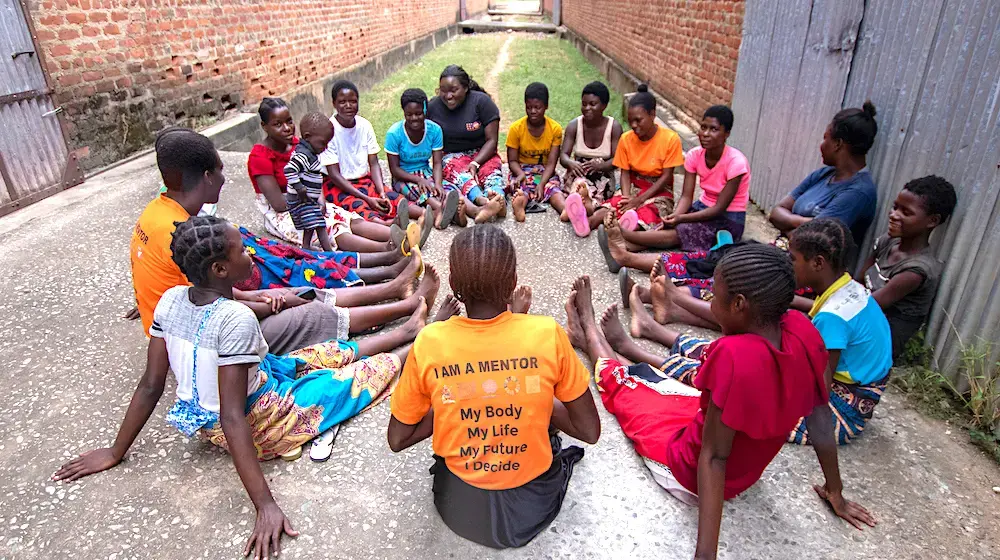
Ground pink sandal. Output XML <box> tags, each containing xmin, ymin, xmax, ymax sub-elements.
<box><xmin>565</xmin><ymin>193</ymin><xmax>591</xmax><ymax>237</ymax></box>
<box><xmin>618</xmin><ymin>209</ymin><xmax>639</xmax><ymax>231</ymax></box>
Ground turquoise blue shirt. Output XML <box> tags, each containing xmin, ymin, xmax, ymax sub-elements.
<box><xmin>384</xmin><ymin>120</ymin><xmax>443</xmax><ymax>174</ymax></box>
<box><xmin>810</xmin><ymin>275</ymin><xmax>892</xmax><ymax>385</ymax></box>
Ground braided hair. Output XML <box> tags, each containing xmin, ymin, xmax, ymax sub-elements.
<box><xmin>257</xmin><ymin>97</ymin><xmax>288</xmax><ymax>122</ymax></box>
<box><xmin>449</xmin><ymin>225</ymin><xmax>517</xmax><ymax>307</ymax></box>
<box><xmin>716</xmin><ymin>243</ymin><xmax>796</xmax><ymax>325</ymax></box>
<box><xmin>789</xmin><ymin>218</ymin><xmax>856</xmax><ymax>273</ymax></box>
<box><xmin>169</xmin><ymin>215</ymin><xmax>234</xmax><ymax>287</ymax></box>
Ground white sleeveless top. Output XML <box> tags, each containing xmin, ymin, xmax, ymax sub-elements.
<box><xmin>572</xmin><ymin>116</ymin><xmax>615</xmax><ymax>160</ymax></box>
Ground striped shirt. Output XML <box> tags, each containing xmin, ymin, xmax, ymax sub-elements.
<box><xmin>283</xmin><ymin>142</ymin><xmax>325</xmax><ymax>203</ymax></box>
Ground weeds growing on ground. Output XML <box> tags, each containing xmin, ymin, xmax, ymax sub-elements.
<box><xmin>892</xmin><ymin>333</ymin><xmax>1000</xmax><ymax>463</ymax></box>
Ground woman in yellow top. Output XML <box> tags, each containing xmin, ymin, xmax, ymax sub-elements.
<box><xmin>592</xmin><ymin>85</ymin><xmax>685</xmax><ymax>243</ymax></box>
<box><xmin>387</xmin><ymin>225</ymin><xmax>601</xmax><ymax>549</ymax></box>
<box><xmin>507</xmin><ymin>82</ymin><xmax>564</xmax><ymax>222</ymax></box>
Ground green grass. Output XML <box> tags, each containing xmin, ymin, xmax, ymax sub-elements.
<box><xmin>362</xmin><ymin>35</ymin><xmax>506</xmax><ymax>156</ymax></box>
<box><xmin>497</xmin><ymin>37</ymin><xmax>625</xmax><ymax>149</ymax></box>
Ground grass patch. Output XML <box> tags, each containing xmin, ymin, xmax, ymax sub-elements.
<box><xmin>496</xmin><ymin>37</ymin><xmax>625</xmax><ymax>149</ymax></box>
<box><xmin>892</xmin><ymin>333</ymin><xmax>1000</xmax><ymax>463</ymax></box>
<box><xmin>361</xmin><ymin>35</ymin><xmax>506</xmax><ymax>155</ymax></box>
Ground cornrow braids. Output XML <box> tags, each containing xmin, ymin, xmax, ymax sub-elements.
<box><xmin>170</xmin><ymin>216</ymin><xmax>234</xmax><ymax>287</ymax></box>
<box><xmin>716</xmin><ymin>243</ymin><xmax>796</xmax><ymax>325</ymax></box>
<box><xmin>448</xmin><ymin>225</ymin><xmax>517</xmax><ymax>308</ymax></box>
<box><xmin>789</xmin><ymin>218</ymin><xmax>856</xmax><ymax>273</ymax></box>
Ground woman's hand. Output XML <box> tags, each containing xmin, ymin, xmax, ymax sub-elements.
<box><xmin>814</xmin><ymin>484</ymin><xmax>877</xmax><ymax>530</ymax></box>
<box><xmin>367</xmin><ymin>196</ymin><xmax>391</xmax><ymax>213</ymax></box>
<box><xmin>663</xmin><ymin>213</ymin><xmax>681</xmax><ymax>228</ymax></box>
<box><xmin>255</xmin><ymin>294</ymin><xmax>286</xmax><ymax>314</ymax></box>
<box><xmin>243</xmin><ymin>502</ymin><xmax>299</xmax><ymax>560</ymax></box>
<box><xmin>580</xmin><ymin>159</ymin><xmax>602</xmax><ymax>175</ymax></box>
<box><xmin>53</xmin><ymin>448</ymin><xmax>122</xmax><ymax>482</ymax></box>
<box><xmin>416</xmin><ymin>177</ymin><xmax>435</xmax><ymax>195</ymax></box>
<box><xmin>617</xmin><ymin>197</ymin><xmax>639</xmax><ymax>212</ymax></box>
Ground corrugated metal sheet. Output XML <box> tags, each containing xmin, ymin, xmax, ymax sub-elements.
<box><xmin>732</xmin><ymin>0</ymin><xmax>1000</xmax><ymax>378</ymax></box>
<box><xmin>0</xmin><ymin>0</ymin><xmax>80</xmax><ymax>214</ymax></box>
<box><xmin>730</xmin><ymin>0</ymin><xmax>864</xmax><ymax>210</ymax></box>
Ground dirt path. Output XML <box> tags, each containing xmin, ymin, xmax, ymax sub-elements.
<box><xmin>484</xmin><ymin>34</ymin><xmax>515</xmax><ymax>129</ymax></box>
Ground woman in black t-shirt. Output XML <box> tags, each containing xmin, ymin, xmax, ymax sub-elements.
<box><xmin>426</xmin><ymin>65</ymin><xmax>506</xmax><ymax>224</ymax></box>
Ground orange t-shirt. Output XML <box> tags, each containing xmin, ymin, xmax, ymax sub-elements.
<box><xmin>612</xmin><ymin>126</ymin><xmax>685</xmax><ymax>178</ymax></box>
<box><xmin>130</xmin><ymin>194</ymin><xmax>191</xmax><ymax>335</ymax></box>
<box><xmin>391</xmin><ymin>312</ymin><xmax>591</xmax><ymax>490</ymax></box>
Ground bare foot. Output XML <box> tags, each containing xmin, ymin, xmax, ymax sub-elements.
<box><xmin>572</xmin><ymin>275</ymin><xmax>597</xmax><ymax>330</ymax></box>
<box><xmin>455</xmin><ymin>198</ymin><xmax>468</xmax><ymax>227</ymax></box>
<box><xmin>414</xmin><ymin>264</ymin><xmax>440</xmax><ymax>310</ymax></box>
<box><xmin>600</xmin><ymin>304</ymin><xmax>632</xmax><ymax>353</ymax></box>
<box><xmin>488</xmin><ymin>191</ymin><xmax>507</xmax><ymax>219</ymax></box>
<box><xmin>512</xmin><ymin>191</ymin><xmax>528</xmax><ymax>222</ymax></box>
<box><xmin>391</xmin><ymin>254</ymin><xmax>420</xmax><ymax>298</ymax></box>
<box><xmin>604</xmin><ymin>212</ymin><xmax>631</xmax><ymax>264</ymax></box>
<box><xmin>629</xmin><ymin>285</ymin><xmax>659</xmax><ymax>339</ymax></box>
<box><xmin>399</xmin><ymin>297</ymin><xmax>428</xmax><ymax>341</ymax></box>
<box><xmin>510</xmin><ymin>286</ymin><xmax>532</xmax><ymax>314</ymax></box>
<box><xmin>564</xmin><ymin>290</ymin><xmax>587</xmax><ymax>349</ymax></box>
<box><xmin>434</xmin><ymin>294</ymin><xmax>462</xmax><ymax>321</ymax></box>
<box><xmin>650</xmin><ymin>263</ymin><xmax>681</xmax><ymax>325</ymax></box>
<box><xmin>474</xmin><ymin>199</ymin><xmax>502</xmax><ymax>224</ymax></box>
<box><xmin>560</xmin><ymin>209</ymin><xmax>570</xmax><ymax>222</ymax></box>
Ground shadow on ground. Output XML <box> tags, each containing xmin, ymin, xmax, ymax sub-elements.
<box><xmin>0</xmin><ymin>151</ymin><xmax>997</xmax><ymax>559</ymax></box>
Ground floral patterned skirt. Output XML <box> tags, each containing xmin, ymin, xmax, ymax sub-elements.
<box><xmin>441</xmin><ymin>151</ymin><xmax>505</xmax><ymax>200</ymax></box>
<box><xmin>200</xmin><ymin>340</ymin><xmax>400</xmax><ymax>460</ymax></box>
<box><xmin>603</xmin><ymin>174</ymin><xmax>674</xmax><ymax>230</ymax></box>
<box><xmin>235</xmin><ymin>227</ymin><xmax>362</xmax><ymax>291</ymax></box>
<box><xmin>509</xmin><ymin>163</ymin><xmax>563</xmax><ymax>201</ymax></box>
<box><xmin>324</xmin><ymin>175</ymin><xmax>403</xmax><ymax>222</ymax></box>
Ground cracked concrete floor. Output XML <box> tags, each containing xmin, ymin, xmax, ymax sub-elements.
<box><xmin>0</xmin><ymin>150</ymin><xmax>998</xmax><ymax>559</ymax></box>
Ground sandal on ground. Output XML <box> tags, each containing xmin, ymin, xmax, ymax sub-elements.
<box><xmin>419</xmin><ymin>208</ymin><xmax>434</xmax><ymax>248</ymax></box>
<box><xmin>565</xmin><ymin>193</ymin><xmax>591</xmax><ymax>237</ymax></box>
<box><xmin>524</xmin><ymin>200</ymin><xmax>547</xmax><ymax>214</ymax></box>
<box><xmin>310</xmin><ymin>425</ymin><xmax>340</xmax><ymax>462</ymax></box>
<box><xmin>280</xmin><ymin>446</ymin><xmax>302</xmax><ymax>462</ymax></box>
<box><xmin>405</xmin><ymin>222</ymin><xmax>421</xmax><ymax>251</ymax></box>
<box><xmin>618</xmin><ymin>209</ymin><xmax>639</xmax><ymax>232</ymax></box>
<box><xmin>619</xmin><ymin>267</ymin><xmax>635</xmax><ymax>308</ymax></box>
<box><xmin>391</xmin><ymin>225</ymin><xmax>410</xmax><ymax>256</ymax></box>
<box><xmin>393</xmin><ymin>199</ymin><xmax>410</xmax><ymax>231</ymax></box>
<box><xmin>597</xmin><ymin>224</ymin><xmax>622</xmax><ymax>273</ymax></box>
<box><xmin>438</xmin><ymin>190</ymin><xmax>460</xmax><ymax>229</ymax></box>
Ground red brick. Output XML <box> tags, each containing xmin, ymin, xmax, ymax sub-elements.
<box><xmin>111</xmin><ymin>10</ymin><xmax>129</xmax><ymax>22</ymax></box>
<box><xmin>50</xmin><ymin>44</ymin><xmax>72</xmax><ymax>57</ymax></box>
<box><xmin>65</xmin><ymin>12</ymin><xmax>87</xmax><ymax>24</ymax></box>
<box><xmin>103</xmin><ymin>24</ymin><xmax>120</xmax><ymax>35</ymax></box>
<box><xmin>58</xmin><ymin>74</ymin><xmax>83</xmax><ymax>86</ymax></box>
<box><xmin>81</xmin><ymin>26</ymin><xmax>99</xmax><ymax>37</ymax></box>
<box><xmin>89</xmin><ymin>11</ymin><xmax>108</xmax><ymax>22</ymax></box>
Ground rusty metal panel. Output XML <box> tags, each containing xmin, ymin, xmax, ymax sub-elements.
<box><xmin>0</xmin><ymin>0</ymin><xmax>46</xmax><ymax>97</ymax></box>
<box><xmin>729</xmin><ymin>0</ymin><xmax>864</xmax><ymax>211</ymax></box>
<box><xmin>844</xmin><ymin>0</ymin><xmax>1000</xmax><ymax>376</ymax></box>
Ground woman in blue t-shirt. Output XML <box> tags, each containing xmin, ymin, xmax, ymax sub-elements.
<box><xmin>386</xmin><ymin>88</ymin><xmax>462</xmax><ymax>230</ymax></box>
<box><xmin>769</xmin><ymin>102</ymin><xmax>880</xmax><ymax>248</ymax></box>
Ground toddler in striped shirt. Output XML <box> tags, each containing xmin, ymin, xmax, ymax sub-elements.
<box><xmin>284</xmin><ymin>113</ymin><xmax>335</xmax><ymax>251</ymax></box>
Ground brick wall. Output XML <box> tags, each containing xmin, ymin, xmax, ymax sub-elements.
<box><xmin>467</xmin><ymin>0</ymin><xmax>489</xmax><ymax>16</ymax></box>
<box><xmin>29</xmin><ymin>0</ymin><xmax>465</xmax><ymax>170</ymax></box>
<box><xmin>561</xmin><ymin>0</ymin><xmax>744</xmax><ymax>121</ymax></box>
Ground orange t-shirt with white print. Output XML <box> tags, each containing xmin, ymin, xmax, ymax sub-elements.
<box><xmin>391</xmin><ymin>312</ymin><xmax>591</xmax><ymax>490</ymax></box>
<box><xmin>612</xmin><ymin>125</ymin><xmax>685</xmax><ymax>178</ymax></box>
<box><xmin>130</xmin><ymin>194</ymin><xmax>191</xmax><ymax>335</ymax></box>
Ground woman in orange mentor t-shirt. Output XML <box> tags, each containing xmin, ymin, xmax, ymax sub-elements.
<box><xmin>388</xmin><ymin>225</ymin><xmax>601</xmax><ymax>550</ymax></box>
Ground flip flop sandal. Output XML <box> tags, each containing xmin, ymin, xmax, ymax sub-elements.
<box><xmin>393</xmin><ymin>199</ymin><xmax>410</xmax><ymax>231</ymax></box>
<box><xmin>412</xmin><ymin>246</ymin><xmax>425</xmax><ymax>279</ymax></box>
<box><xmin>565</xmin><ymin>193</ymin><xmax>591</xmax><ymax>237</ymax></box>
<box><xmin>618</xmin><ymin>209</ymin><xmax>639</xmax><ymax>232</ymax></box>
<box><xmin>597</xmin><ymin>225</ymin><xmax>622</xmax><ymax>273</ymax></box>
<box><xmin>438</xmin><ymin>190</ymin><xmax>460</xmax><ymax>229</ymax></box>
<box><xmin>524</xmin><ymin>200</ymin><xmax>547</xmax><ymax>214</ymax></box>
<box><xmin>405</xmin><ymin>222</ymin><xmax>421</xmax><ymax>251</ymax></box>
<box><xmin>309</xmin><ymin>425</ymin><xmax>341</xmax><ymax>462</ymax></box>
<box><xmin>280</xmin><ymin>446</ymin><xmax>303</xmax><ymax>462</ymax></box>
<box><xmin>419</xmin><ymin>208</ymin><xmax>434</xmax><ymax>248</ymax></box>
<box><xmin>390</xmin><ymin>225</ymin><xmax>410</xmax><ymax>256</ymax></box>
<box><xmin>619</xmin><ymin>267</ymin><xmax>635</xmax><ymax>308</ymax></box>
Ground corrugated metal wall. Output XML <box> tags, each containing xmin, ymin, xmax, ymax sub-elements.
<box><xmin>731</xmin><ymin>0</ymin><xmax>1000</xmax><ymax>378</ymax></box>
<box><xmin>0</xmin><ymin>0</ymin><xmax>80</xmax><ymax>215</ymax></box>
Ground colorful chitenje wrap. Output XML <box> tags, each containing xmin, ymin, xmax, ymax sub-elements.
<box><xmin>235</xmin><ymin>227</ymin><xmax>362</xmax><ymax>291</ymax></box>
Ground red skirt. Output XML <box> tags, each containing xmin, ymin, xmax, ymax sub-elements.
<box><xmin>324</xmin><ymin>175</ymin><xmax>402</xmax><ymax>222</ymax></box>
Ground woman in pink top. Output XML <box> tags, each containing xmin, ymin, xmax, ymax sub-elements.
<box><xmin>669</xmin><ymin>105</ymin><xmax>750</xmax><ymax>252</ymax></box>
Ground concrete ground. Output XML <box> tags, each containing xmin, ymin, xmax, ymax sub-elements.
<box><xmin>1</xmin><ymin>150</ymin><xmax>999</xmax><ymax>560</ymax></box>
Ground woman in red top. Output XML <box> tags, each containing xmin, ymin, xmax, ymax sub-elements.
<box><xmin>248</xmin><ymin>98</ymin><xmax>400</xmax><ymax>253</ymax></box>
<box><xmin>565</xmin><ymin>244</ymin><xmax>875</xmax><ymax>559</ymax></box>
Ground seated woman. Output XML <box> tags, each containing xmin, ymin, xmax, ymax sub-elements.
<box><xmin>387</xmin><ymin>225</ymin><xmax>601</xmax><ymax>549</ymax></box>
<box><xmin>590</xmin><ymin>85</ymin><xmax>684</xmax><ymax>246</ymax></box>
<box><xmin>559</xmin><ymin>81</ymin><xmax>623</xmax><ymax>235</ymax></box>
<box><xmin>633</xmin><ymin>219</ymin><xmax>893</xmax><ymax>446</ymax></box>
<box><xmin>506</xmin><ymin>82</ymin><xmax>564</xmax><ymax>222</ymax></box>
<box><xmin>768</xmin><ymin>101</ymin><xmax>880</xmax><ymax>248</ymax></box>
<box><xmin>426</xmin><ymin>65</ymin><xmax>506</xmax><ymax>224</ymax></box>
<box><xmin>565</xmin><ymin>250</ymin><xmax>874</xmax><ymax>557</ymax></box>
<box><xmin>248</xmin><ymin>97</ymin><xmax>401</xmax><ymax>252</ymax></box>
<box><xmin>860</xmin><ymin>176</ymin><xmax>956</xmax><ymax>358</ymax></box>
<box><xmin>55</xmin><ymin>216</ymin><xmax>432</xmax><ymax>557</ymax></box>
<box><xmin>321</xmin><ymin>80</ymin><xmax>424</xmax><ymax>225</ymax></box>
<box><xmin>385</xmin><ymin>88</ymin><xmax>462</xmax><ymax>229</ymax></box>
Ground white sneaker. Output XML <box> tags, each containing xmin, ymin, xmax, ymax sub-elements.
<box><xmin>310</xmin><ymin>425</ymin><xmax>340</xmax><ymax>462</ymax></box>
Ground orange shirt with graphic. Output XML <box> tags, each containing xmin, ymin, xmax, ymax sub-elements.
<box><xmin>391</xmin><ymin>312</ymin><xmax>591</xmax><ymax>490</ymax></box>
<box><xmin>613</xmin><ymin>126</ymin><xmax>685</xmax><ymax>178</ymax></box>
<box><xmin>130</xmin><ymin>194</ymin><xmax>191</xmax><ymax>335</ymax></box>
